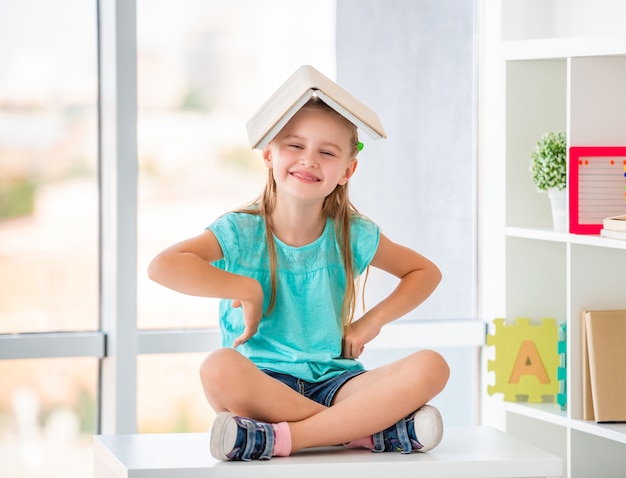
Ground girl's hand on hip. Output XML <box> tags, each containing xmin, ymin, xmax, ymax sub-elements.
<box><xmin>341</xmin><ymin>317</ymin><xmax>381</xmax><ymax>359</ymax></box>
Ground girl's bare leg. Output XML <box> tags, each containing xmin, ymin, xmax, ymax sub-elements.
<box><xmin>199</xmin><ymin>348</ymin><xmax>327</xmax><ymax>422</ymax></box>
<box><xmin>289</xmin><ymin>349</ymin><xmax>449</xmax><ymax>452</ymax></box>
<box><xmin>200</xmin><ymin>348</ymin><xmax>450</xmax><ymax>454</ymax></box>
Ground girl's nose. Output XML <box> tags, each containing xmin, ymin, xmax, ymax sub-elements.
<box><xmin>299</xmin><ymin>150</ymin><xmax>317</xmax><ymax>167</ymax></box>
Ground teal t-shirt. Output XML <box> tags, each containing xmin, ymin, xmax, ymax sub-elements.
<box><xmin>207</xmin><ymin>212</ymin><xmax>380</xmax><ymax>383</ymax></box>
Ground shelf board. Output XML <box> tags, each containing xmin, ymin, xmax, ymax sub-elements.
<box><xmin>505</xmin><ymin>402</ymin><xmax>569</xmax><ymax>427</ymax></box>
<box><xmin>501</xmin><ymin>35</ymin><xmax>626</xmax><ymax>61</ymax></box>
<box><xmin>506</xmin><ymin>226</ymin><xmax>626</xmax><ymax>250</ymax></box>
<box><xmin>570</xmin><ymin>420</ymin><xmax>626</xmax><ymax>445</ymax></box>
<box><xmin>571</xmin><ymin>233</ymin><xmax>626</xmax><ymax>250</ymax></box>
<box><xmin>505</xmin><ymin>402</ymin><xmax>626</xmax><ymax>444</ymax></box>
<box><xmin>506</xmin><ymin>226</ymin><xmax>568</xmax><ymax>243</ymax></box>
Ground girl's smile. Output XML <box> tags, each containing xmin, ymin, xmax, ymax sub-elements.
<box><xmin>289</xmin><ymin>169</ymin><xmax>321</xmax><ymax>183</ymax></box>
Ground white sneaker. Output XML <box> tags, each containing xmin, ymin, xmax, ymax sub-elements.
<box><xmin>372</xmin><ymin>404</ymin><xmax>443</xmax><ymax>453</ymax></box>
<box><xmin>410</xmin><ymin>404</ymin><xmax>443</xmax><ymax>452</ymax></box>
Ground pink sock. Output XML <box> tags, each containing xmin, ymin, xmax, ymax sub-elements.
<box><xmin>271</xmin><ymin>422</ymin><xmax>292</xmax><ymax>457</ymax></box>
<box><xmin>344</xmin><ymin>435</ymin><xmax>374</xmax><ymax>449</ymax></box>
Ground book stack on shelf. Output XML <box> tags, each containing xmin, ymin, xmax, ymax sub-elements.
<box><xmin>600</xmin><ymin>215</ymin><xmax>626</xmax><ymax>240</ymax></box>
<box><xmin>581</xmin><ymin>310</ymin><xmax>626</xmax><ymax>422</ymax></box>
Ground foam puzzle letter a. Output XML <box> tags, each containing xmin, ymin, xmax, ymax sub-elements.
<box><xmin>487</xmin><ymin>318</ymin><xmax>560</xmax><ymax>403</ymax></box>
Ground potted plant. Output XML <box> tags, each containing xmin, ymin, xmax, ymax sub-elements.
<box><xmin>530</xmin><ymin>131</ymin><xmax>567</xmax><ymax>231</ymax></box>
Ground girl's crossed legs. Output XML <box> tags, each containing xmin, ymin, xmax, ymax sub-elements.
<box><xmin>199</xmin><ymin>348</ymin><xmax>450</xmax><ymax>456</ymax></box>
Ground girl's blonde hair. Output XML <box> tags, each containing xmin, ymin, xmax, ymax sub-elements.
<box><xmin>237</xmin><ymin>97</ymin><xmax>365</xmax><ymax>329</ymax></box>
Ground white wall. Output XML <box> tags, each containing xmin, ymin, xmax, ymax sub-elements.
<box><xmin>336</xmin><ymin>0</ymin><xmax>476</xmax><ymax>322</ymax></box>
<box><xmin>335</xmin><ymin>0</ymin><xmax>479</xmax><ymax>426</ymax></box>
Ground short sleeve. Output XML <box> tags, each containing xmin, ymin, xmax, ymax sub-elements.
<box><xmin>206</xmin><ymin>213</ymin><xmax>242</xmax><ymax>271</ymax></box>
<box><xmin>350</xmin><ymin>215</ymin><xmax>380</xmax><ymax>276</ymax></box>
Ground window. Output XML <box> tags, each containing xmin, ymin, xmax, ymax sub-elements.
<box><xmin>136</xmin><ymin>353</ymin><xmax>211</xmax><ymax>433</ymax></box>
<box><xmin>0</xmin><ymin>1</ymin><xmax>98</xmax><ymax>334</ymax></box>
<box><xmin>0</xmin><ymin>2</ymin><xmax>98</xmax><ymax>476</ymax></box>
<box><xmin>0</xmin><ymin>358</ymin><xmax>98</xmax><ymax>478</ymax></box>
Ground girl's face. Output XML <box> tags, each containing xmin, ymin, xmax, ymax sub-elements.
<box><xmin>263</xmin><ymin>107</ymin><xmax>357</xmax><ymax>204</ymax></box>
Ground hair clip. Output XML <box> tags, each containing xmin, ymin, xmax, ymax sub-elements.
<box><xmin>357</xmin><ymin>142</ymin><xmax>364</xmax><ymax>152</ymax></box>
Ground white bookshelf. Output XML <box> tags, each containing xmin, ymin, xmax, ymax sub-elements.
<box><xmin>480</xmin><ymin>1</ymin><xmax>626</xmax><ymax>477</ymax></box>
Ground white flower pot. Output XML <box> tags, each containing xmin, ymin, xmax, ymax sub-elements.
<box><xmin>548</xmin><ymin>188</ymin><xmax>567</xmax><ymax>232</ymax></box>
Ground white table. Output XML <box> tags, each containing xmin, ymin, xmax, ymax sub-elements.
<box><xmin>94</xmin><ymin>426</ymin><xmax>562</xmax><ymax>478</ymax></box>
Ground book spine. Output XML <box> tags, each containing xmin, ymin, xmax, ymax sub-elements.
<box><xmin>600</xmin><ymin>228</ymin><xmax>626</xmax><ymax>240</ymax></box>
<box><xmin>602</xmin><ymin>215</ymin><xmax>626</xmax><ymax>232</ymax></box>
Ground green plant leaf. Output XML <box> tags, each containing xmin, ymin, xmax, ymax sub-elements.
<box><xmin>530</xmin><ymin>131</ymin><xmax>567</xmax><ymax>191</ymax></box>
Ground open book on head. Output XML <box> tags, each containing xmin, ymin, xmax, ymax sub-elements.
<box><xmin>246</xmin><ymin>65</ymin><xmax>387</xmax><ymax>150</ymax></box>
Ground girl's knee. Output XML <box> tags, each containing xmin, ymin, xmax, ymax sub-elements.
<box><xmin>416</xmin><ymin>349</ymin><xmax>450</xmax><ymax>390</ymax></box>
<box><xmin>199</xmin><ymin>348</ymin><xmax>263</xmax><ymax>413</ymax></box>
<box><xmin>199</xmin><ymin>348</ymin><xmax>242</xmax><ymax>389</ymax></box>
<box><xmin>421</xmin><ymin>349</ymin><xmax>449</xmax><ymax>373</ymax></box>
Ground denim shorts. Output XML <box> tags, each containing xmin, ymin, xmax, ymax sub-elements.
<box><xmin>262</xmin><ymin>369</ymin><xmax>366</xmax><ymax>407</ymax></box>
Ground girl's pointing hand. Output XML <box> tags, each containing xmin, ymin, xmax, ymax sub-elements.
<box><xmin>231</xmin><ymin>280</ymin><xmax>264</xmax><ymax>348</ymax></box>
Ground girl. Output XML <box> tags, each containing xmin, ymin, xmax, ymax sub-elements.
<box><xmin>148</xmin><ymin>96</ymin><xmax>450</xmax><ymax>461</ymax></box>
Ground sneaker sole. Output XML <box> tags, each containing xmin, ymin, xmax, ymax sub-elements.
<box><xmin>210</xmin><ymin>412</ymin><xmax>238</xmax><ymax>461</ymax></box>
<box><xmin>413</xmin><ymin>405</ymin><xmax>443</xmax><ymax>452</ymax></box>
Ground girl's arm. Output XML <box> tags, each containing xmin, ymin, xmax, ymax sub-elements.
<box><xmin>148</xmin><ymin>230</ymin><xmax>263</xmax><ymax>346</ymax></box>
<box><xmin>342</xmin><ymin>233</ymin><xmax>442</xmax><ymax>359</ymax></box>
